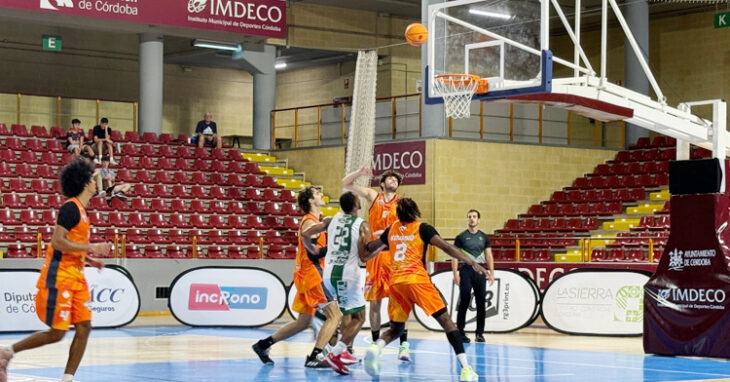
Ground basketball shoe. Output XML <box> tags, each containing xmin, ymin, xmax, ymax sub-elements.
<box><xmin>339</xmin><ymin>349</ymin><xmax>360</xmax><ymax>365</ymax></box>
<box><xmin>398</xmin><ymin>341</ymin><xmax>411</xmax><ymax>362</ymax></box>
<box><xmin>323</xmin><ymin>352</ymin><xmax>349</xmax><ymax>375</ymax></box>
<box><xmin>364</xmin><ymin>343</ymin><xmax>382</xmax><ymax>376</ymax></box>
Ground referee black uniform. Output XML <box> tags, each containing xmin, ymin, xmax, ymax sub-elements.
<box><xmin>453</xmin><ymin>229</ymin><xmax>490</xmax><ymax>340</ymax></box>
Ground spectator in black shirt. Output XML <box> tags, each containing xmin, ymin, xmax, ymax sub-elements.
<box><xmin>451</xmin><ymin>209</ymin><xmax>495</xmax><ymax>343</ymax></box>
<box><xmin>195</xmin><ymin>112</ymin><xmax>222</xmax><ymax>149</ymax></box>
<box><xmin>92</xmin><ymin>118</ymin><xmax>116</xmax><ymax>165</ymax></box>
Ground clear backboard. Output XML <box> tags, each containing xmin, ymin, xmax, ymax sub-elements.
<box><xmin>426</xmin><ymin>0</ymin><xmax>552</xmax><ymax>103</ymax></box>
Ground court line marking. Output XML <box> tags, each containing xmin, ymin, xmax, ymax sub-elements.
<box><xmin>411</xmin><ymin>349</ymin><xmax>730</xmax><ymax>378</ymax></box>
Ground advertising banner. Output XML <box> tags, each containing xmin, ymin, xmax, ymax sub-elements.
<box><xmin>0</xmin><ymin>0</ymin><xmax>286</xmax><ymax>39</ymax></box>
<box><xmin>0</xmin><ymin>270</ymin><xmax>48</xmax><ymax>332</ymax></box>
<box><xmin>84</xmin><ymin>265</ymin><xmax>141</xmax><ymax>328</ymax></box>
<box><xmin>542</xmin><ymin>269</ymin><xmax>650</xmax><ymax>336</ymax></box>
<box><xmin>644</xmin><ymin>193</ymin><xmax>730</xmax><ymax>357</ymax></box>
<box><xmin>286</xmin><ymin>268</ymin><xmax>388</xmax><ymax>329</ymax></box>
<box><xmin>0</xmin><ymin>266</ymin><xmax>139</xmax><ymax>332</ymax></box>
<box><xmin>169</xmin><ymin>267</ymin><xmax>287</xmax><ymax>327</ymax></box>
<box><xmin>414</xmin><ymin>269</ymin><xmax>539</xmax><ymax>333</ymax></box>
<box><xmin>370</xmin><ymin>141</ymin><xmax>426</xmax><ymax>186</ymax></box>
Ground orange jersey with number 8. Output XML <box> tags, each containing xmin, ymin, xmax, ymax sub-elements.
<box><xmin>387</xmin><ymin>220</ymin><xmax>431</xmax><ymax>285</ymax></box>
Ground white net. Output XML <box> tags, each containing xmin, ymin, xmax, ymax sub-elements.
<box><xmin>345</xmin><ymin>50</ymin><xmax>378</xmax><ymax>190</ymax></box>
<box><xmin>433</xmin><ymin>75</ymin><xmax>478</xmax><ymax>119</ymax></box>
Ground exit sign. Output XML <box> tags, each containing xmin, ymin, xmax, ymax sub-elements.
<box><xmin>42</xmin><ymin>35</ymin><xmax>62</xmax><ymax>51</ymax></box>
<box><xmin>716</xmin><ymin>12</ymin><xmax>730</xmax><ymax>29</ymax></box>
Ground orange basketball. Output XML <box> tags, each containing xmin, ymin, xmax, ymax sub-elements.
<box><xmin>405</xmin><ymin>23</ymin><xmax>428</xmax><ymax>47</ymax></box>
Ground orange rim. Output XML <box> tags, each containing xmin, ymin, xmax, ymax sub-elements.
<box><xmin>435</xmin><ymin>74</ymin><xmax>488</xmax><ymax>94</ymax></box>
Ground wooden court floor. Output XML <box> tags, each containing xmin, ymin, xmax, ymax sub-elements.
<box><xmin>2</xmin><ymin>316</ymin><xmax>729</xmax><ymax>381</ymax></box>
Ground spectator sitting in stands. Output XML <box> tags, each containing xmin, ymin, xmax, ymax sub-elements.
<box><xmin>195</xmin><ymin>112</ymin><xmax>222</xmax><ymax>149</ymax></box>
<box><xmin>67</xmin><ymin>119</ymin><xmax>95</xmax><ymax>158</ymax></box>
<box><xmin>97</xmin><ymin>157</ymin><xmax>130</xmax><ymax>205</ymax></box>
<box><xmin>92</xmin><ymin>117</ymin><xmax>117</xmax><ymax>165</ymax></box>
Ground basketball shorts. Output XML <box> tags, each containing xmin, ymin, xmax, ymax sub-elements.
<box><xmin>292</xmin><ymin>284</ymin><xmax>329</xmax><ymax>316</ymax></box>
<box><xmin>324</xmin><ymin>276</ymin><xmax>366</xmax><ymax>315</ymax></box>
<box><xmin>35</xmin><ymin>286</ymin><xmax>91</xmax><ymax>331</ymax></box>
<box><xmin>388</xmin><ymin>282</ymin><xmax>446</xmax><ymax>323</ymax></box>
<box><xmin>364</xmin><ymin>262</ymin><xmax>391</xmax><ymax>301</ymax></box>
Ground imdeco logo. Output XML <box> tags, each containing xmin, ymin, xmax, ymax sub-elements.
<box><xmin>40</xmin><ymin>0</ymin><xmax>74</xmax><ymax>10</ymax></box>
<box><xmin>188</xmin><ymin>0</ymin><xmax>208</xmax><ymax>13</ymax></box>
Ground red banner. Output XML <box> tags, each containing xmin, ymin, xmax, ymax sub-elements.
<box><xmin>370</xmin><ymin>141</ymin><xmax>426</xmax><ymax>186</ymax></box>
<box><xmin>1</xmin><ymin>0</ymin><xmax>286</xmax><ymax>39</ymax></box>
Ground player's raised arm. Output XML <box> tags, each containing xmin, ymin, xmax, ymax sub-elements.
<box><xmin>359</xmin><ymin>222</ymin><xmax>384</xmax><ymax>262</ymax></box>
<box><xmin>342</xmin><ymin>165</ymin><xmax>378</xmax><ymax>205</ymax></box>
<box><xmin>430</xmin><ymin>235</ymin><xmax>489</xmax><ymax>277</ymax></box>
<box><xmin>301</xmin><ymin>218</ymin><xmax>331</xmax><ymax>256</ymax></box>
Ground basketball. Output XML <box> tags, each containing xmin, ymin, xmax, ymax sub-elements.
<box><xmin>405</xmin><ymin>23</ymin><xmax>428</xmax><ymax>46</ymax></box>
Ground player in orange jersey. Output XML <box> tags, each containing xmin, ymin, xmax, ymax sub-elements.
<box><xmin>342</xmin><ymin>166</ymin><xmax>412</xmax><ymax>360</ymax></box>
<box><xmin>252</xmin><ymin>186</ymin><xmax>346</xmax><ymax>372</ymax></box>
<box><xmin>363</xmin><ymin>198</ymin><xmax>486</xmax><ymax>381</ymax></box>
<box><xmin>0</xmin><ymin>159</ymin><xmax>112</xmax><ymax>382</ymax></box>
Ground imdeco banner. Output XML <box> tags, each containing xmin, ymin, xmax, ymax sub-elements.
<box><xmin>0</xmin><ymin>0</ymin><xmax>287</xmax><ymax>39</ymax></box>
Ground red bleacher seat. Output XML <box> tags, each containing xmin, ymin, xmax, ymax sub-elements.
<box><xmin>189</xmin><ymin>215</ymin><xmax>211</xmax><ymax>229</ymax></box>
<box><xmin>19</xmin><ymin>210</ymin><xmax>42</xmax><ymax>225</ymax></box>
<box><xmin>175</xmin><ymin>158</ymin><xmax>192</xmax><ymax>171</ymax></box>
<box><xmin>158</xmin><ymin>158</ymin><xmax>176</xmax><ymax>172</ymax></box>
<box><xmin>3</xmin><ymin>193</ymin><xmax>23</xmax><ymax>208</ymax></box>
<box><xmin>148</xmin><ymin>229</ymin><xmax>167</xmax><ymax>244</ymax></box>
<box><xmin>154</xmin><ymin>171</ymin><xmax>174</xmax><ymax>184</ymax></box>
<box><xmin>42</xmin><ymin>210</ymin><xmax>57</xmax><ymax>225</ymax></box>
<box><xmin>61</xmin><ymin>153</ymin><xmax>74</xmax><ymax>164</ymax></box>
<box><xmin>169</xmin><ymin>214</ymin><xmax>190</xmax><ymax>228</ymax></box>
<box><xmin>191</xmin><ymin>172</ymin><xmax>210</xmax><ymax>185</ymax></box>
<box><xmin>228</xmin><ymin>150</ymin><xmax>244</xmax><ymax>162</ymax></box>
<box><xmin>41</xmin><ymin>151</ymin><xmax>61</xmax><ymax>165</ymax></box>
<box><xmin>158</xmin><ymin>133</ymin><xmax>174</xmax><ymax>144</ymax></box>
<box><xmin>20</xmin><ymin>151</ymin><xmax>39</xmax><ymax>164</ymax></box>
<box><xmin>608</xmin><ymin>248</ymin><xmax>626</xmax><ymax>261</ymax></box>
<box><xmin>149</xmin><ymin>213</ymin><xmax>169</xmax><ymax>228</ymax></box>
<box><xmin>6</xmin><ymin>244</ymin><xmax>31</xmax><ymax>258</ymax></box>
<box><xmin>148</xmin><ymin>199</ymin><xmax>169</xmax><ymax>213</ymax></box>
<box><xmin>5</xmin><ymin>137</ymin><xmax>23</xmax><ymax>151</ymax></box>
<box><xmin>191</xmin><ymin>185</ymin><xmax>210</xmax><ymax>199</ymax></box>
<box><xmin>140</xmin><ymin>145</ymin><xmax>160</xmax><ymax>157</ymax></box>
<box><xmin>227</xmin><ymin>187</ymin><xmax>245</xmax><ymax>200</ymax></box>
<box><xmin>125</xmin><ymin>229</ymin><xmax>147</xmax><ymax>244</ymax></box>
<box><xmin>247</xmin><ymin>215</ymin><xmax>266</xmax><ymax>230</ymax></box>
<box><xmin>25</xmin><ymin>139</ymin><xmax>44</xmax><ymax>152</ymax></box>
<box><xmin>208</xmin><ymin>200</ymin><xmax>226</xmax><ymax>214</ymax></box>
<box><xmin>227</xmin><ymin>230</ymin><xmax>247</xmax><ymax>245</ymax></box>
<box><xmin>144</xmin><ymin>245</ymin><xmax>165</xmax><ymax>258</ymax></box>
<box><xmin>120</xmin><ymin>156</ymin><xmax>137</xmax><ymax>169</ymax></box>
<box><xmin>36</xmin><ymin>165</ymin><xmax>55</xmax><ymax>180</ymax></box>
<box><xmin>48</xmin><ymin>126</ymin><xmax>65</xmax><ymax>138</ymax></box>
<box><xmin>166</xmin><ymin>245</ymin><xmax>190</xmax><ymax>259</ymax></box>
<box><xmin>228</xmin><ymin>201</ymin><xmax>245</xmax><ymax>214</ymax></box>
<box><xmin>30</xmin><ymin>125</ymin><xmax>50</xmax><ymax>138</ymax></box>
<box><xmin>211</xmin><ymin>148</ymin><xmax>227</xmax><ymax>161</ymax></box>
<box><xmin>0</xmin><ymin>162</ymin><xmax>12</xmax><ymax>177</ymax></box>
<box><xmin>8</xmin><ymin>179</ymin><xmax>26</xmax><ymax>192</ymax></box>
<box><xmin>244</xmin><ymin>162</ymin><xmax>264</xmax><ymax>175</ymax></box>
<box><xmin>170</xmin><ymin>199</ymin><xmax>186</xmax><ymax>212</ymax></box>
<box><xmin>123</xmin><ymin>245</ymin><xmax>143</xmax><ymax>258</ymax></box>
<box><xmin>0</xmin><ymin>123</ymin><xmax>8</xmax><ymax>135</ymax></box>
<box><xmin>87</xmin><ymin>212</ymin><xmax>105</xmax><ymax>227</ymax></box>
<box><xmin>194</xmin><ymin>147</ymin><xmax>210</xmax><ymax>159</ymax></box>
<box><xmin>246</xmin><ymin>202</ymin><xmax>264</xmax><ymax>215</ymax></box>
<box><xmin>142</xmin><ymin>132</ymin><xmax>158</xmax><ymax>143</ymax></box>
<box><xmin>125</xmin><ymin>131</ymin><xmax>142</xmax><ymax>143</ymax></box>
<box><xmin>168</xmin><ymin>229</ymin><xmax>186</xmax><ymax>244</ymax></box>
<box><xmin>209</xmin><ymin>186</ymin><xmax>227</xmax><ymax>200</ymax></box>
<box><xmin>225</xmin><ymin>246</ymin><xmax>245</xmax><ymax>259</ymax></box>
<box><xmin>262</xmin><ymin>176</ymin><xmax>282</xmax><ymax>188</ymax></box>
<box><xmin>189</xmin><ymin>200</ymin><xmax>206</xmax><ymax>213</ymax></box>
<box><xmin>153</xmin><ymin>184</ymin><xmax>173</xmax><ymax>198</ymax></box>
<box><xmin>281</xmin><ymin>190</ymin><xmax>296</xmax><ymax>202</ymax></box>
<box><xmin>209</xmin><ymin>215</ymin><xmax>228</xmax><ymax>229</ymax></box>
<box><xmin>25</xmin><ymin>194</ymin><xmax>43</xmax><ymax>209</ymax></box>
<box><xmin>109</xmin><ymin>130</ymin><xmax>123</xmax><ymax>141</ymax></box>
<box><xmin>226</xmin><ymin>161</ymin><xmax>245</xmax><ymax>173</ymax></box>
<box><xmin>630</xmin><ymin>137</ymin><xmax>651</xmax><ymax>150</ymax></box>
<box><xmin>227</xmin><ymin>216</ymin><xmax>246</xmax><ymax>229</ymax></box>
<box><xmin>0</xmin><ymin>149</ymin><xmax>16</xmax><ymax>163</ymax></box>
<box><xmin>15</xmin><ymin>163</ymin><xmax>34</xmax><ymax>178</ymax></box>
<box><xmin>105</xmin><ymin>212</ymin><xmax>125</xmax><ymax>227</ymax></box>
<box><xmin>282</xmin><ymin>216</ymin><xmax>299</xmax><ymax>230</ymax></box>
<box><xmin>122</xmin><ymin>144</ymin><xmax>139</xmax><ymax>157</ymax></box>
<box><xmin>158</xmin><ymin>145</ymin><xmax>176</xmax><ymax>158</ymax></box>
<box><xmin>591</xmin><ymin>248</ymin><xmax>608</xmax><ymax>261</ymax></box>
<box><xmin>11</xmin><ymin>124</ymin><xmax>29</xmax><ymax>137</ymax></box>
<box><xmin>245</xmin><ymin>188</ymin><xmax>265</xmax><ymax>201</ymax></box>
<box><xmin>138</xmin><ymin>157</ymin><xmax>155</xmax><ymax>169</ymax></box>
<box><xmin>46</xmin><ymin>195</ymin><xmax>63</xmax><ymax>209</ymax></box>
<box><xmin>172</xmin><ymin>185</ymin><xmax>192</xmax><ymax>198</ymax></box>
<box><xmin>194</xmin><ymin>159</ymin><xmax>210</xmax><ymax>171</ymax></box>
<box><xmin>177</xmin><ymin>146</ymin><xmax>193</xmax><ymax>159</ymax></box>
<box><xmin>243</xmin><ymin>175</ymin><xmax>263</xmax><ymax>188</ymax></box>
<box><xmin>172</xmin><ymin>172</ymin><xmax>190</xmax><ymax>184</ymax></box>
<box><xmin>660</xmin><ymin>148</ymin><xmax>676</xmax><ymax>161</ymax></box>
<box><xmin>0</xmin><ymin>208</ymin><xmax>18</xmax><ymax>225</ymax></box>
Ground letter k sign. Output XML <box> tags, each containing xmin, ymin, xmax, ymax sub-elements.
<box><xmin>40</xmin><ymin>0</ymin><xmax>74</xmax><ymax>11</ymax></box>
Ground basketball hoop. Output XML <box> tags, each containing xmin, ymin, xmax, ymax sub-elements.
<box><xmin>434</xmin><ymin>74</ymin><xmax>488</xmax><ymax>119</ymax></box>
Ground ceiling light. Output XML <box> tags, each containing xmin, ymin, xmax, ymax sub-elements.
<box><xmin>468</xmin><ymin>8</ymin><xmax>512</xmax><ymax>20</ymax></box>
<box><xmin>274</xmin><ymin>62</ymin><xmax>287</xmax><ymax>70</ymax></box>
<box><xmin>192</xmin><ymin>39</ymin><xmax>241</xmax><ymax>52</ymax></box>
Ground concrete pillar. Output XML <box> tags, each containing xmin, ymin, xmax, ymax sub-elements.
<box><xmin>421</xmin><ymin>0</ymin><xmax>445</xmax><ymax>138</ymax></box>
<box><xmin>253</xmin><ymin>70</ymin><xmax>276</xmax><ymax>150</ymax></box>
<box><xmin>139</xmin><ymin>33</ymin><xmax>163</xmax><ymax>135</ymax></box>
<box><xmin>624</xmin><ymin>0</ymin><xmax>650</xmax><ymax>147</ymax></box>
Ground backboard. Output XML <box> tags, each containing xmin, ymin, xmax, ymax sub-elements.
<box><xmin>426</xmin><ymin>0</ymin><xmax>552</xmax><ymax>103</ymax></box>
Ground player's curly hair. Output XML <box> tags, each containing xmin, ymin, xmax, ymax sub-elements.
<box><xmin>60</xmin><ymin>158</ymin><xmax>95</xmax><ymax>198</ymax></box>
<box><xmin>379</xmin><ymin>170</ymin><xmax>403</xmax><ymax>189</ymax></box>
<box><xmin>396</xmin><ymin>197</ymin><xmax>421</xmax><ymax>223</ymax></box>
<box><xmin>297</xmin><ymin>186</ymin><xmax>318</xmax><ymax>214</ymax></box>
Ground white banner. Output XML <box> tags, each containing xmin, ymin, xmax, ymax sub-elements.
<box><xmin>84</xmin><ymin>265</ymin><xmax>141</xmax><ymax>328</ymax></box>
<box><xmin>169</xmin><ymin>267</ymin><xmax>287</xmax><ymax>327</ymax></box>
<box><xmin>541</xmin><ymin>270</ymin><xmax>650</xmax><ymax>335</ymax></box>
<box><xmin>0</xmin><ymin>267</ymin><xmax>140</xmax><ymax>332</ymax></box>
<box><xmin>414</xmin><ymin>269</ymin><xmax>540</xmax><ymax>333</ymax></box>
<box><xmin>0</xmin><ymin>270</ymin><xmax>47</xmax><ymax>332</ymax></box>
<box><xmin>286</xmin><ymin>268</ymin><xmax>389</xmax><ymax>329</ymax></box>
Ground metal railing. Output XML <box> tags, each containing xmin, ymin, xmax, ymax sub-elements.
<box><xmin>271</xmin><ymin>93</ymin><xmax>626</xmax><ymax>149</ymax></box>
<box><xmin>0</xmin><ymin>91</ymin><xmax>137</xmax><ymax>131</ymax></box>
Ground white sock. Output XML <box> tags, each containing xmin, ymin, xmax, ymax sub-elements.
<box><xmin>456</xmin><ymin>353</ymin><xmax>469</xmax><ymax>368</ymax></box>
<box><xmin>61</xmin><ymin>374</ymin><xmax>74</xmax><ymax>382</ymax></box>
<box><xmin>331</xmin><ymin>341</ymin><xmax>347</xmax><ymax>356</ymax></box>
<box><xmin>375</xmin><ymin>339</ymin><xmax>386</xmax><ymax>350</ymax></box>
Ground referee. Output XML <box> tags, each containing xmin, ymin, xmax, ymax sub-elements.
<box><xmin>451</xmin><ymin>209</ymin><xmax>495</xmax><ymax>343</ymax></box>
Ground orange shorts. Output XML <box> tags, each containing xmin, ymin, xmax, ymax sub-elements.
<box><xmin>388</xmin><ymin>283</ymin><xmax>446</xmax><ymax>323</ymax></box>
<box><xmin>292</xmin><ymin>284</ymin><xmax>329</xmax><ymax>316</ymax></box>
<box><xmin>364</xmin><ymin>262</ymin><xmax>391</xmax><ymax>301</ymax></box>
<box><xmin>35</xmin><ymin>287</ymin><xmax>91</xmax><ymax>331</ymax></box>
